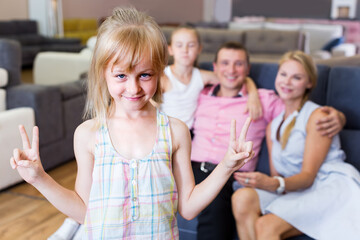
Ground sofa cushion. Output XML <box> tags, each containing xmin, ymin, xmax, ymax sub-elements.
<box><xmin>199</xmin><ymin>28</ymin><xmax>244</xmax><ymax>54</ymax></box>
<box><xmin>0</xmin><ymin>21</ymin><xmax>17</xmax><ymax>35</ymax></box>
<box><xmin>0</xmin><ymin>68</ymin><xmax>8</xmax><ymax>87</ymax></box>
<box><xmin>327</xmin><ymin>66</ymin><xmax>360</xmax><ymax>129</ymax></box>
<box><xmin>308</xmin><ymin>65</ymin><xmax>330</xmax><ymax>105</ymax></box>
<box><xmin>340</xmin><ymin>130</ymin><xmax>360</xmax><ymax>169</ymax></box>
<box><xmin>264</xmin><ymin>22</ymin><xmax>302</xmax><ymax>31</ymax></box>
<box><xmin>16</xmin><ymin>34</ymin><xmax>45</xmax><ymax>45</ymax></box>
<box><xmin>245</xmin><ymin>30</ymin><xmax>303</xmax><ymax>54</ymax></box>
<box><xmin>78</xmin><ymin>19</ymin><xmax>98</xmax><ymax>31</ymax></box>
<box><xmin>228</xmin><ymin>21</ymin><xmax>264</xmax><ymax>30</ymax></box>
<box><xmin>13</xmin><ymin>20</ymin><xmax>38</xmax><ymax>34</ymax></box>
<box><xmin>322</xmin><ymin>37</ymin><xmax>344</xmax><ymax>51</ymax></box>
<box><xmin>302</xmin><ymin>24</ymin><xmax>343</xmax><ymax>54</ymax></box>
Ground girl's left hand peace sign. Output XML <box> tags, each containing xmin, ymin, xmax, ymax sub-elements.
<box><xmin>223</xmin><ymin>117</ymin><xmax>254</xmax><ymax>171</ymax></box>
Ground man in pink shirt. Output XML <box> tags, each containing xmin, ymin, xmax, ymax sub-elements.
<box><xmin>189</xmin><ymin>42</ymin><xmax>345</xmax><ymax>240</ymax></box>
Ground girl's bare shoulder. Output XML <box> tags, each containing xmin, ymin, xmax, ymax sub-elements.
<box><xmin>168</xmin><ymin>117</ymin><xmax>191</xmax><ymax>148</ymax></box>
<box><xmin>74</xmin><ymin>119</ymin><xmax>98</xmax><ymax>142</ymax></box>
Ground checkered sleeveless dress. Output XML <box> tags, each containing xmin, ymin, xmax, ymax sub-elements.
<box><xmin>83</xmin><ymin>110</ymin><xmax>179</xmax><ymax>239</ymax></box>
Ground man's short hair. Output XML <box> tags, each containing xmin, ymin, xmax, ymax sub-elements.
<box><xmin>214</xmin><ymin>42</ymin><xmax>250</xmax><ymax>64</ymax></box>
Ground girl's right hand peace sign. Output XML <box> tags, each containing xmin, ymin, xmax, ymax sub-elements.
<box><xmin>223</xmin><ymin>117</ymin><xmax>254</xmax><ymax>171</ymax></box>
<box><xmin>10</xmin><ymin>125</ymin><xmax>45</xmax><ymax>184</ymax></box>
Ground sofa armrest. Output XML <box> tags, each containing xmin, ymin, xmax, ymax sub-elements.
<box><xmin>0</xmin><ymin>107</ymin><xmax>35</xmax><ymax>190</ymax></box>
<box><xmin>6</xmin><ymin>84</ymin><xmax>63</xmax><ymax>146</ymax></box>
<box><xmin>33</xmin><ymin>51</ymin><xmax>91</xmax><ymax>85</ymax></box>
<box><xmin>43</xmin><ymin>37</ymin><xmax>82</xmax><ymax>45</ymax></box>
<box><xmin>331</xmin><ymin>43</ymin><xmax>357</xmax><ymax>57</ymax></box>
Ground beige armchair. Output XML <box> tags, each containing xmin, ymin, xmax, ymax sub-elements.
<box><xmin>0</xmin><ymin>68</ymin><xmax>35</xmax><ymax>190</ymax></box>
<box><xmin>33</xmin><ymin>36</ymin><xmax>96</xmax><ymax>85</ymax></box>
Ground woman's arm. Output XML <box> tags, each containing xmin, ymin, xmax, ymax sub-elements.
<box><xmin>234</xmin><ymin>110</ymin><xmax>332</xmax><ymax>193</ymax></box>
<box><xmin>283</xmin><ymin>109</ymin><xmax>332</xmax><ymax>191</ymax></box>
<box><xmin>171</xmin><ymin>117</ymin><xmax>253</xmax><ymax>220</ymax></box>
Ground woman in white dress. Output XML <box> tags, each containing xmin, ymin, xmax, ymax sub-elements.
<box><xmin>231</xmin><ymin>50</ymin><xmax>360</xmax><ymax>240</ymax></box>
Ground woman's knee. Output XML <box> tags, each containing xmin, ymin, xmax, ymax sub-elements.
<box><xmin>255</xmin><ymin>215</ymin><xmax>282</xmax><ymax>239</ymax></box>
<box><xmin>231</xmin><ymin>188</ymin><xmax>258</xmax><ymax>218</ymax></box>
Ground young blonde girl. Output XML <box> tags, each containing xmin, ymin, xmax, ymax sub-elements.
<box><xmin>10</xmin><ymin>7</ymin><xmax>254</xmax><ymax>239</ymax></box>
<box><xmin>161</xmin><ymin>26</ymin><xmax>262</xmax><ymax>129</ymax></box>
<box><xmin>231</xmin><ymin>51</ymin><xmax>360</xmax><ymax>240</ymax></box>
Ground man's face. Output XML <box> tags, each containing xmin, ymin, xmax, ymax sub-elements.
<box><xmin>213</xmin><ymin>48</ymin><xmax>250</xmax><ymax>92</ymax></box>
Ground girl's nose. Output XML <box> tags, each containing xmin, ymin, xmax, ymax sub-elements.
<box><xmin>127</xmin><ymin>79</ymin><xmax>141</xmax><ymax>94</ymax></box>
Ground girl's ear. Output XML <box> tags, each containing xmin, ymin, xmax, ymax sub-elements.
<box><xmin>168</xmin><ymin>45</ymin><xmax>174</xmax><ymax>56</ymax></box>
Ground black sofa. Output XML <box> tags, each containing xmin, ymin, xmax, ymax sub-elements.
<box><xmin>0</xmin><ymin>39</ymin><xmax>86</xmax><ymax>171</ymax></box>
<box><xmin>177</xmin><ymin>62</ymin><xmax>360</xmax><ymax>240</ymax></box>
<box><xmin>0</xmin><ymin>20</ymin><xmax>84</xmax><ymax>67</ymax></box>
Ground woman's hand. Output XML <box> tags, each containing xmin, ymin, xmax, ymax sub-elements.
<box><xmin>223</xmin><ymin>117</ymin><xmax>255</xmax><ymax>171</ymax></box>
<box><xmin>10</xmin><ymin>125</ymin><xmax>45</xmax><ymax>184</ymax></box>
<box><xmin>233</xmin><ymin>171</ymin><xmax>278</xmax><ymax>192</ymax></box>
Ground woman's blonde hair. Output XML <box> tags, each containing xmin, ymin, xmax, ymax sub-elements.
<box><xmin>278</xmin><ymin>51</ymin><xmax>317</xmax><ymax>149</ymax></box>
<box><xmin>84</xmin><ymin>7</ymin><xmax>168</xmax><ymax>126</ymax></box>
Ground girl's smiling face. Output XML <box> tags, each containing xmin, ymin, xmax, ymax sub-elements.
<box><xmin>104</xmin><ymin>54</ymin><xmax>158</xmax><ymax>112</ymax></box>
<box><xmin>275</xmin><ymin>59</ymin><xmax>313</xmax><ymax>103</ymax></box>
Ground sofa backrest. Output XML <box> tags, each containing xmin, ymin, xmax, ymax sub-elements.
<box><xmin>0</xmin><ymin>39</ymin><xmax>22</xmax><ymax>87</ymax></box>
<box><xmin>326</xmin><ymin>67</ymin><xmax>360</xmax><ymax>169</ymax></box>
<box><xmin>0</xmin><ymin>20</ymin><xmax>38</xmax><ymax>36</ymax></box>
<box><xmin>244</xmin><ymin>30</ymin><xmax>306</xmax><ymax>55</ymax></box>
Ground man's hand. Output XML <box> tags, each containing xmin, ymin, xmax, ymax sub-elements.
<box><xmin>316</xmin><ymin>106</ymin><xmax>346</xmax><ymax>138</ymax></box>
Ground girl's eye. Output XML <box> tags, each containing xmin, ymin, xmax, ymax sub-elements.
<box><xmin>140</xmin><ymin>73</ymin><xmax>152</xmax><ymax>80</ymax></box>
<box><xmin>280</xmin><ymin>72</ymin><xmax>287</xmax><ymax>77</ymax></box>
<box><xmin>117</xmin><ymin>74</ymin><xmax>126</xmax><ymax>80</ymax></box>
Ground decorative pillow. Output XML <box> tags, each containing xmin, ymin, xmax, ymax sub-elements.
<box><xmin>322</xmin><ymin>37</ymin><xmax>345</xmax><ymax>51</ymax></box>
<box><xmin>0</xmin><ymin>68</ymin><xmax>8</xmax><ymax>87</ymax></box>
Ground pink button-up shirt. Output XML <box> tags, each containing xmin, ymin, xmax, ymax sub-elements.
<box><xmin>191</xmin><ymin>85</ymin><xmax>284</xmax><ymax>172</ymax></box>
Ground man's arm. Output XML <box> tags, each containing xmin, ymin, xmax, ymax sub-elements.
<box><xmin>316</xmin><ymin>106</ymin><xmax>346</xmax><ymax>138</ymax></box>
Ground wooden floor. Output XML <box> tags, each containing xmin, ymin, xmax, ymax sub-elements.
<box><xmin>0</xmin><ymin>160</ymin><xmax>77</xmax><ymax>240</ymax></box>
<box><xmin>21</xmin><ymin>68</ymin><xmax>34</xmax><ymax>84</ymax></box>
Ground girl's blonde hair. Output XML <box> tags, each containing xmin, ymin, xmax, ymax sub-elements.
<box><xmin>84</xmin><ymin>7</ymin><xmax>168</xmax><ymax>125</ymax></box>
<box><xmin>169</xmin><ymin>25</ymin><xmax>201</xmax><ymax>46</ymax></box>
<box><xmin>278</xmin><ymin>50</ymin><xmax>317</xmax><ymax>149</ymax></box>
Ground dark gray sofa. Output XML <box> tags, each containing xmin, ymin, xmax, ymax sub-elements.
<box><xmin>0</xmin><ymin>20</ymin><xmax>84</xmax><ymax>67</ymax></box>
<box><xmin>0</xmin><ymin>39</ymin><xmax>86</xmax><ymax>171</ymax></box>
<box><xmin>177</xmin><ymin>62</ymin><xmax>360</xmax><ymax>240</ymax></box>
